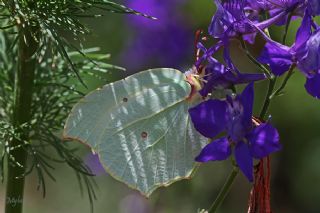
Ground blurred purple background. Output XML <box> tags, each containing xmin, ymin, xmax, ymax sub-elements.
<box><xmin>119</xmin><ymin>0</ymin><xmax>194</xmax><ymax>72</ymax></box>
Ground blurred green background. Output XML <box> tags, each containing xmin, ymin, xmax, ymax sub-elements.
<box><xmin>1</xmin><ymin>1</ymin><xmax>320</xmax><ymax>212</ymax></box>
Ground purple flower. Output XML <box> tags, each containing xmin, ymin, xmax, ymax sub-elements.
<box><xmin>263</xmin><ymin>0</ymin><xmax>320</xmax><ymax>26</ymax></box>
<box><xmin>209</xmin><ymin>0</ymin><xmax>288</xmax><ymax>43</ymax></box>
<box><xmin>189</xmin><ymin>83</ymin><xmax>281</xmax><ymax>181</ymax></box>
<box><xmin>269</xmin><ymin>0</ymin><xmax>320</xmax><ymax>19</ymax></box>
<box><xmin>200</xmin><ymin>0</ymin><xmax>292</xmax><ymax>73</ymax></box>
<box><xmin>209</xmin><ymin>0</ymin><xmax>256</xmax><ymax>41</ymax></box>
<box><xmin>245</xmin><ymin>0</ymin><xmax>273</xmax><ymax>11</ymax></box>
<box><xmin>258</xmin><ymin>12</ymin><xmax>320</xmax><ymax>98</ymax></box>
<box><xmin>195</xmin><ymin>40</ymin><xmax>266</xmax><ymax>98</ymax></box>
<box><xmin>198</xmin><ymin>57</ymin><xmax>266</xmax><ymax>97</ymax></box>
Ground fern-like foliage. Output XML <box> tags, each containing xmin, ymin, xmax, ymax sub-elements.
<box><xmin>0</xmin><ymin>0</ymin><xmax>154</xmax><ymax>86</ymax></box>
<box><xmin>0</xmin><ymin>28</ymin><xmax>123</xmax><ymax>213</ymax></box>
<box><xmin>0</xmin><ymin>1</ymin><xmax>149</xmax><ymax>211</ymax></box>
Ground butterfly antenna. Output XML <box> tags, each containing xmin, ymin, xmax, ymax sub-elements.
<box><xmin>194</xmin><ymin>29</ymin><xmax>204</xmax><ymax>63</ymax></box>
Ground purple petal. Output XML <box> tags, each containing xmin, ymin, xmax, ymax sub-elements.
<box><xmin>222</xmin><ymin>0</ymin><xmax>245</xmax><ymax>21</ymax></box>
<box><xmin>296</xmin><ymin>30</ymin><xmax>320</xmax><ymax>74</ymax></box>
<box><xmin>258</xmin><ymin>41</ymin><xmax>293</xmax><ymax>76</ymax></box>
<box><xmin>246</xmin><ymin>0</ymin><xmax>272</xmax><ymax>11</ymax></box>
<box><xmin>247</xmin><ymin>123</ymin><xmax>281</xmax><ymax>159</ymax></box>
<box><xmin>235</xmin><ymin>141</ymin><xmax>253</xmax><ymax>182</ymax></box>
<box><xmin>222</xmin><ymin>36</ymin><xmax>237</xmax><ymax>72</ymax></box>
<box><xmin>189</xmin><ymin>100</ymin><xmax>228</xmax><ymax>138</ymax></box>
<box><xmin>209</xmin><ymin>0</ymin><xmax>234</xmax><ymax>38</ymax></box>
<box><xmin>196</xmin><ymin>41</ymin><xmax>223</xmax><ymax>68</ymax></box>
<box><xmin>195</xmin><ymin>137</ymin><xmax>231</xmax><ymax>162</ymax></box>
<box><xmin>267</xmin><ymin>0</ymin><xmax>303</xmax><ymax>25</ymax></box>
<box><xmin>213</xmin><ymin>71</ymin><xmax>265</xmax><ymax>90</ymax></box>
<box><xmin>243</xmin><ymin>33</ymin><xmax>257</xmax><ymax>44</ymax></box>
<box><xmin>226</xmin><ymin>100</ymin><xmax>247</xmax><ymax>142</ymax></box>
<box><xmin>294</xmin><ymin>12</ymin><xmax>312</xmax><ymax>50</ymax></box>
<box><xmin>199</xmin><ymin>62</ymin><xmax>227</xmax><ymax>97</ymax></box>
<box><xmin>240</xmin><ymin>83</ymin><xmax>254</xmax><ymax>129</ymax></box>
<box><xmin>305</xmin><ymin>72</ymin><xmax>320</xmax><ymax>99</ymax></box>
<box><xmin>199</xmin><ymin>61</ymin><xmax>265</xmax><ymax>97</ymax></box>
<box><xmin>308</xmin><ymin>0</ymin><xmax>320</xmax><ymax>16</ymax></box>
<box><xmin>256</xmin><ymin>10</ymin><xmax>288</xmax><ymax>29</ymax></box>
<box><xmin>225</xmin><ymin>83</ymin><xmax>254</xmax><ymax>142</ymax></box>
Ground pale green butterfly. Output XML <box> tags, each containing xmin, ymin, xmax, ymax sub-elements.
<box><xmin>63</xmin><ymin>68</ymin><xmax>207</xmax><ymax>197</ymax></box>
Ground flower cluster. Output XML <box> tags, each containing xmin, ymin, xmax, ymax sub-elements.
<box><xmin>259</xmin><ymin>12</ymin><xmax>320</xmax><ymax>98</ymax></box>
<box><xmin>189</xmin><ymin>0</ymin><xmax>320</xmax><ymax>181</ymax></box>
<box><xmin>190</xmin><ymin>83</ymin><xmax>281</xmax><ymax>181</ymax></box>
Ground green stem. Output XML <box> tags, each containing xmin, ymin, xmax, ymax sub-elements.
<box><xmin>270</xmin><ymin>65</ymin><xmax>295</xmax><ymax>99</ymax></box>
<box><xmin>259</xmin><ymin>12</ymin><xmax>293</xmax><ymax>120</ymax></box>
<box><xmin>239</xmin><ymin>38</ymin><xmax>271</xmax><ymax>78</ymax></box>
<box><xmin>259</xmin><ymin>76</ymin><xmax>277</xmax><ymax>120</ymax></box>
<box><xmin>208</xmin><ymin>167</ymin><xmax>239</xmax><ymax>213</ymax></box>
<box><xmin>5</xmin><ymin>25</ymin><xmax>39</xmax><ymax>213</ymax></box>
<box><xmin>259</xmin><ymin>65</ymin><xmax>295</xmax><ymax>120</ymax></box>
<box><xmin>282</xmin><ymin>12</ymin><xmax>293</xmax><ymax>45</ymax></box>
<box><xmin>262</xmin><ymin>11</ymin><xmax>271</xmax><ymax>37</ymax></box>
